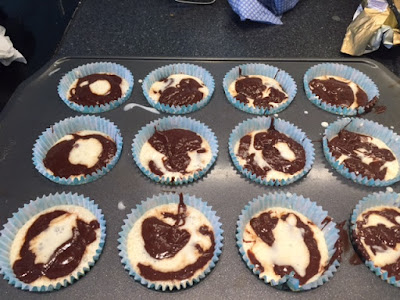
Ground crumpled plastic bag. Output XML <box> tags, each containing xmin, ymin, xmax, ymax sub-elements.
<box><xmin>0</xmin><ymin>25</ymin><xmax>27</xmax><ymax>66</ymax></box>
<box><xmin>228</xmin><ymin>0</ymin><xmax>300</xmax><ymax>25</ymax></box>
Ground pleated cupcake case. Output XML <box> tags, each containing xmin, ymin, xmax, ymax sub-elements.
<box><xmin>0</xmin><ymin>192</ymin><xmax>106</xmax><ymax>292</ymax></box>
<box><xmin>223</xmin><ymin>63</ymin><xmax>297</xmax><ymax>115</ymax></box>
<box><xmin>32</xmin><ymin>115</ymin><xmax>123</xmax><ymax>185</ymax></box>
<box><xmin>118</xmin><ymin>193</ymin><xmax>223</xmax><ymax>291</ymax></box>
<box><xmin>228</xmin><ymin>116</ymin><xmax>315</xmax><ymax>186</ymax></box>
<box><xmin>236</xmin><ymin>192</ymin><xmax>340</xmax><ymax>291</ymax></box>
<box><xmin>323</xmin><ymin>118</ymin><xmax>400</xmax><ymax>186</ymax></box>
<box><xmin>58</xmin><ymin>62</ymin><xmax>134</xmax><ymax>113</ymax></box>
<box><xmin>303</xmin><ymin>63</ymin><xmax>379</xmax><ymax>116</ymax></box>
<box><xmin>350</xmin><ymin>191</ymin><xmax>400</xmax><ymax>288</ymax></box>
<box><xmin>142</xmin><ymin>63</ymin><xmax>215</xmax><ymax>114</ymax></box>
<box><xmin>132</xmin><ymin>116</ymin><xmax>218</xmax><ymax>185</ymax></box>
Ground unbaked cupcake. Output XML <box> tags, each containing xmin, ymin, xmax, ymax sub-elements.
<box><xmin>304</xmin><ymin>63</ymin><xmax>379</xmax><ymax>116</ymax></box>
<box><xmin>229</xmin><ymin>116</ymin><xmax>314</xmax><ymax>186</ymax></box>
<box><xmin>132</xmin><ymin>116</ymin><xmax>218</xmax><ymax>185</ymax></box>
<box><xmin>0</xmin><ymin>192</ymin><xmax>106</xmax><ymax>292</ymax></box>
<box><xmin>351</xmin><ymin>192</ymin><xmax>400</xmax><ymax>287</ymax></box>
<box><xmin>142</xmin><ymin>63</ymin><xmax>215</xmax><ymax>114</ymax></box>
<box><xmin>33</xmin><ymin>115</ymin><xmax>123</xmax><ymax>185</ymax></box>
<box><xmin>223</xmin><ymin>63</ymin><xmax>297</xmax><ymax>115</ymax></box>
<box><xmin>237</xmin><ymin>192</ymin><xmax>341</xmax><ymax>291</ymax></box>
<box><xmin>118</xmin><ymin>193</ymin><xmax>223</xmax><ymax>291</ymax></box>
<box><xmin>323</xmin><ymin>118</ymin><xmax>400</xmax><ymax>186</ymax></box>
<box><xmin>58</xmin><ymin>62</ymin><xmax>134</xmax><ymax>113</ymax></box>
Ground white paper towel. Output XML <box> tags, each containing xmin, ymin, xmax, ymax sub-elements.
<box><xmin>0</xmin><ymin>25</ymin><xmax>27</xmax><ymax>66</ymax></box>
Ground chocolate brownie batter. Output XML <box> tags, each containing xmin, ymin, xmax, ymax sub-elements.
<box><xmin>68</xmin><ymin>73</ymin><xmax>125</xmax><ymax>106</ymax></box>
<box><xmin>321</xmin><ymin>218</ymin><xmax>349</xmax><ymax>267</ymax></box>
<box><xmin>353</xmin><ymin>207</ymin><xmax>400</xmax><ymax>280</ymax></box>
<box><xmin>138</xmin><ymin>194</ymin><xmax>215</xmax><ymax>281</ymax></box>
<box><xmin>12</xmin><ymin>210</ymin><xmax>100</xmax><ymax>284</ymax></box>
<box><xmin>328</xmin><ymin>130</ymin><xmax>396</xmax><ymax>180</ymax></box>
<box><xmin>234</xmin><ymin>76</ymin><xmax>287</xmax><ymax>108</ymax></box>
<box><xmin>247</xmin><ymin>211</ymin><xmax>324</xmax><ymax>285</ymax></box>
<box><xmin>309</xmin><ymin>76</ymin><xmax>368</xmax><ymax>108</ymax></box>
<box><xmin>237</xmin><ymin>120</ymin><xmax>305</xmax><ymax>178</ymax></box>
<box><xmin>247</xmin><ymin>249</ymin><xmax>264</xmax><ymax>273</ymax></box>
<box><xmin>141</xmin><ymin>196</ymin><xmax>189</xmax><ymax>260</ymax></box>
<box><xmin>147</xmin><ymin>129</ymin><xmax>206</xmax><ymax>176</ymax></box>
<box><xmin>155</xmin><ymin>77</ymin><xmax>206</xmax><ymax>106</ymax></box>
<box><xmin>374</xmin><ymin>105</ymin><xmax>387</xmax><ymax>114</ymax></box>
<box><xmin>43</xmin><ymin>132</ymin><xmax>117</xmax><ymax>178</ymax></box>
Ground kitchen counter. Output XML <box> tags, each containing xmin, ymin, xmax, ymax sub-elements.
<box><xmin>57</xmin><ymin>0</ymin><xmax>400</xmax><ymax>76</ymax></box>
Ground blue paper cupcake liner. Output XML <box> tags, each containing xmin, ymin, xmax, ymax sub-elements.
<box><xmin>303</xmin><ymin>63</ymin><xmax>379</xmax><ymax>116</ymax></box>
<box><xmin>223</xmin><ymin>64</ymin><xmax>297</xmax><ymax>115</ymax></box>
<box><xmin>142</xmin><ymin>63</ymin><xmax>215</xmax><ymax>114</ymax></box>
<box><xmin>132</xmin><ymin>116</ymin><xmax>218</xmax><ymax>185</ymax></box>
<box><xmin>118</xmin><ymin>193</ymin><xmax>223</xmax><ymax>291</ymax></box>
<box><xmin>32</xmin><ymin>115</ymin><xmax>123</xmax><ymax>185</ymax></box>
<box><xmin>350</xmin><ymin>191</ymin><xmax>400</xmax><ymax>287</ymax></box>
<box><xmin>58</xmin><ymin>62</ymin><xmax>134</xmax><ymax>113</ymax></box>
<box><xmin>228</xmin><ymin>116</ymin><xmax>315</xmax><ymax>186</ymax></box>
<box><xmin>323</xmin><ymin>118</ymin><xmax>400</xmax><ymax>186</ymax></box>
<box><xmin>236</xmin><ymin>192</ymin><xmax>340</xmax><ymax>291</ymax></box>
<box><xmin>0</xmin><ymin>192</ymin><xmax>106</xmax><ymax>292</ymax></box>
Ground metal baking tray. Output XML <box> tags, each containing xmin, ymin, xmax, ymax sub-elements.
<box><xmin>1</xmin><ymin>57</ymin><xmax>399</xmax><ymax>299</ymax></box>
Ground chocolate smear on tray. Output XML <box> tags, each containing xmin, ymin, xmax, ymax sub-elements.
<box><xmin>309</xmin><ymin>77</ymin><xmax>368</xmax><ymax>108</ymax></box>
<box><xmin>158</xmin><ymin>77</ymin><xmax>205</xmax><ymax>106</ymax></box>
<box><xmin>69</xmin><ymin>73</ymin><xmax>124</xmax><ymax>106</ymax></box>
<box><xmin>235</xmin><ymin>76</ymin><xmax>287</xmax><ymax>108</ymax></box>
<box><xmin>374</xmin><ymin>105</ymin><xmax>387</xmax><ymax>114</ymax></box>
<box><xmin>13</xmin><ymin>210</ymin><xmax>99</xmax><ymax>283</ymax></box>
<box><xmin>327</xmin><ymin>221</ymin><xmax>348</xmax><ymax>267</ymax></box>
<box><xmin>362</xmin><ymin>96</ymin><xmax>378</xmax><ymax>113</ymax></box>
<box><xmin>139</xmin><ymin>193</ymin><xmax>215</xmax><ymax>281</ymax></box>
<box><xmin>349</xmin><ymin>253</ymin><xmax>363</xmax><ymax>265</ymax></box>
<box><xmin>148</xmin><ymin>128</ymin><xmax>205</xmax><ymax>176</ymax></box>
<box><xmin>353</xmin><ymin>208</ymin><xmax>400</xmax><ymax>280</ymax></box>
<box><xmin>328</xmin><ymin>129</ymin><xmax>395</xmax><ymax>180</ymax></box>
<box><xmin>43</xmin><ymin>133</ymin><xmax>117</xmax><ymax>178</ymax></box>
<box><xmin>237</xmin><ymin>119</ymin><xmax>305</xmax><ymax>178</ymax></box>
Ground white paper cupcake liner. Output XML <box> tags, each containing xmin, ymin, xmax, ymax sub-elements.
<box><xmin>132</xmin><ymin>116</ymin><xmax>218</xmax><ymax>185</ymax></box>
<box><xmin>142</xmin><ymin>63</ymin><xmax>215</xmax><ymax>114</ymax></box>
<box><xmin>323</xmin><ymin>118</ymin><xmax>400</xmax><ymax>186</ymax></box>
<box><xmin>223</xmin><ymin>63</ymin><xmax>297</xmax><ymax>115</ymax></box>
<box><xmin>350</xmin><ymin>191</ymin><xmax>400</xmax><ymax>287</ymax></box>
<box><xmin>228</xmin><ymin>116</ymin><xmax>315</xmax><ymax>186</ymax></box>
<box><xmin>118</xmin><ymin>193</ymin><xmax>223</xmax><ymax>291</ymax></box>
<box><xmin>32</xmin><ymin>115</ymin><xmax>123</xmax><ymax>185</ymax></box>
<box><xmin>303</xmin><ymin>63</ymin><xmax>379</xmax><ymax>116</ymax></box>
<box><xmin>58</xmin><ymin>62</ymin><xmax>134</xmax><ymax>113</ymax></box>
<box><xmin>0</xmin><ymin>192</ymin><xmax>106</xmax><ymax>292</ymax></box>
<box><xmin>236</xmin><ymin>192</ymin><xmax>340</xmax><ymax>291</ymax></box>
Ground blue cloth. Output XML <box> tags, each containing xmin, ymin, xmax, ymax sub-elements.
<box><xmin>228</xmin><ymin>0</ymin><xmax>300</xmax><ymax>25</ymax></box>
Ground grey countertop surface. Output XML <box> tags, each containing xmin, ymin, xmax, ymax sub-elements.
<box><xmin>57</xmin><ymin>0</ymin><xmax>400</xmax><ymax>76</ymax></box>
